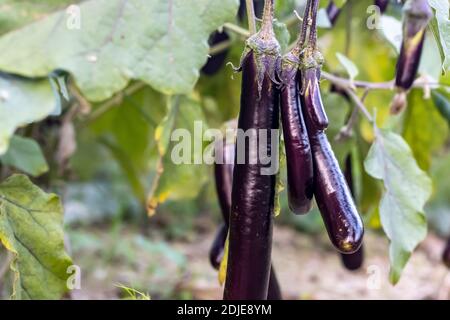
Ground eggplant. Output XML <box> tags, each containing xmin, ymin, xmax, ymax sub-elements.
<box><xmin>339</xmin><ymin>156</ymin><xmax>364</xmax><ymax>270</ymax></box>
<box><xmin>238</xmin><ymin>0</ymin><xmax>265</xmax><ymax>21</ymax></box>
<box><xmin>375</xmin><ymin>0</ymin><xmax>389</xmax><ymax>13</ymax></box>
<box><xmin>326</xmin><ymin>1</ymin><xmax>341</xmax><ymax>26</ymax></box>
<box><xmin>308</xmin><ymin>132</ymin><xmax>364</xmax><ymax>253</ymax></box>
<box><xmin>213</xmin><ymin>136</ymin><xmax>282</xmax><ymax>299</ymax></box>
<box><xmin>395</xmin><ymin>0</ymin><xmax>432</xmax><ymax>91</ymax></box>
<box><xmin>299</xmin><ymin>48</ymin><xmax>363</xmax><ymax>253</ymax></box>
<box><xmin>301</xmin><ymin>65</ymin><xmax>329</xmax><ymax>132</ymax></box>
<box><xmin>202</xmin><ymin>31</ymin><xmax>231</xmax><ymax>76</ymax></box>
<box><xmin>391</xmin><ymin>0</ymin><xmax>432</xmax><ymax>113</ymax></box>
<box><xmin>224</xmin><ymin>0</ymin><xmax>280</xmax><ymax>300</ymax></box>
<box><xmin>340</xmin><ymin>245</ymin><xmax>364</xmax><ymax>270</ymax></box>
<box><xmin>214</xmin><ymin>139</ymin><xmax>235</xmax><ymax>223</ymax></box>
<box><xmin>280</xmin><ymin>50</ymin><xmax>314</xmax><ymax>214</ymax></box>
<box><xmin>443</xmin><ymin>238</ymin><xmax>450</xmax><ymax>269</ymax></box>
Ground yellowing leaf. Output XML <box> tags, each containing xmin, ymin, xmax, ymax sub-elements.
<box><xmin>0</xmin><ymin>174</ymin><xmax>73</xmax><ymax>299</ymax></box>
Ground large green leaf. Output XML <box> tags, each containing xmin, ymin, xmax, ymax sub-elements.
<box><xmin>0</xmin><ymin>174</ymin><xmax>73</xmax><ymax>299</ymax></box>
<box><xmin>0</xmin><ymin>135</ymin><xmax>49</xmax><ymax>177</ymax></box>
<box><xmin>0</xmin><ymin>0</ymin><xmax>77</xmax><ymax>35</ymax></box>
<box><xmin>364</xmin><ymin>129</ymin><xmax>431</xmax><ymax>284</ymax></box>
<box><xmin>403</xmin><ymin>89</ymin><xmax>449</xmax><ymax>171</ymax></box>
<box><xmin>428</xmin><ymin>0</ymin><xmax>450</xmax><ymax>71</ymax></box>
<box><xmin>0</xmin><ymin>74</ymin><xmax>57</xmax><ymax>155</ymax></box>
<box><xmin>0</xmin><ymin>0</ymin><xmax>239</xmax><ymax>102</ymax></box>
<box><xmin>147</xmin><ymin>97</ymin><xmax>209</xmax><ymax>215</ymax></box>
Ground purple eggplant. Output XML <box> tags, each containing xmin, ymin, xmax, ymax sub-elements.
<box><xmin>224</xmin><ymin>0</ymin><xmax>280</xmax><ymax>300</ymax></box>
<box><xmin>214</xmin><ymin>139</ymin><xmax>235</xmax><ymax>223</ymax></box>
<box><xmin>375</xmin><ymin>0</ymin><xmax>389</xmax><ymax>13</ymax></box>
<box><xmin>213</xmin><ymin>136</ymin><xmax>282</xmax><ymax>299</ymax></box>
<box><xmin>339</xmin><ymin>156</ymin><xmax>364</xmax><ymax>269</ymax></box>
<box><xmin>299</xmin><ymin>47</ymin><xmax>363</xmax><ymax>253</ymax></box>
<box><xmin>202</xmin><ymin>31</ymin><xmax>231</xmax><ymax>76</ymax></box>
<box><xmin>300</xmin><ymin>64</ymin><xmax>329</xmax><ymax>132</ymax></box>
<box><xmin>280</xmin><ymin>50</ymin><xmax>314</xmax><ymax>214</ymax></box>
<box><xmin>340</xmin><ymin>244</ymin><xmax>364</xmax><ymax>270</ymax></box>
<box><xmin>395</xmin><ymin>0</ymin><xmax>432</xmax><ymax>91</ymax></box>
<box><xmin>210</xmin><ymin>223</ymin><xmax>228</xmax><ymax>269</ymax></box>
<box><xmin>308</xmin><ymin>131</ymin><xmax>364</xmax><ymax>253</ymax></box>
<box><xmin>326</xmin><ymin>1</ymin><xmax>341</xmax><ymax>26</ymax></box>
<box><xmin>443</xmin><ymin>238</ymin><xmax>450</xmax><ymax>269</ymax></box>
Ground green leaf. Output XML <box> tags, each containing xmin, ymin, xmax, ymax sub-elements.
<box><xmin>403</xmin><ymin>89</ymin><xmax>449</xmax><ymax>171</ymax></box>
<box><xmin>0</xmin><ymin>74</ymin><xmax>57</xmax><ymax>155</ymax></box>
<box><xmin>0</xmin><ymin>0</ymin><xmax>78</xmax><ymax>35</ymax></box>
<box><xmin>364</xmin><ymin>128</ymin><xmax>431</xmax><ymax>284</ymax></box>
<box><xmin>0</xmin><ymin>0</ymin><xmax>239</xmax><ymax>101</ymax></box>
<box><xmin>273</xmin><ymin>20</ymin><xmax>291</xmax><ymax>53</ymax></box>
<box><xmin>428</xmin><ymin>0</ymin><xmax>450</xmax><ymax>71</ymax></box>
<box><xmin>0</xmin><ymin>174</ymin><xmax>73</xmax><ymax>299</ymax></box>
<box><xmin>336</xmin><ymin>52</ymin><xmax>359</xmax><ymax>81</ymax></box>
<box><xmin>0</xmin><ymin>136</ymin><xmax>49</xmax><ymax>177</ymax></box>
<box><xmin>147</xmin><ymin>97</ymin><xmax>209</xmax><ymax>215</ymax></box>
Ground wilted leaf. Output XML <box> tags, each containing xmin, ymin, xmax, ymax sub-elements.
<box><xmin>0</xmin><ymin>174</ymin><xmax>73</xmax><ymax>299</ymax></box>
<box><xmin>0</xmin><ymin>136</ymin><xmax>49</xmax><ymax>177</ymax></box>
<box><xmin>0</xmin><ymin>0</ymin><xmax>240</xmax><ymax>101</ymax></box>
<box><xmin>364</xmin><ymin>128</ymin><xmax>431</xmax><ymax>284</ymax></box>
<box><xmin>428</xmin><ymin>0</ymin><xmax>450</xmax><ymax>71</ymax></box>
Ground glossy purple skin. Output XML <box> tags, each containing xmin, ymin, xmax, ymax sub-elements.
<box><xmin>326</xmin><ymin>2</ymin><xmax>341</xmax><ymax>26</ymax></box>
<box><xmin>375</xmin><ymin>0</ymin><xmax>389</xmax><ymax>13</ymax></box>
<box><xmin>308</xmin><ymin>132</ymin><xmax>364</xmax><ymax>254</ymax></box>
<box><xmin>301</xmin><ymin>68</ymin><xmax>329</xmax><ymax>132</ymax></box>
<box><xmin>443</xmin><ymin>238</ymin><xmax>450</xmax><ymax>269</ymax></box>
<box><xmin>340</xmin><ymin>244</ymin><xmax>364</xmax><ymax>271</ymax></box>
<box><xmin>395</xmin><ymin>0</ymin><xmax>432</xmax><ymax>90</ymax></box>
<box><xmin>202</xmin><ymin>31</ymin><xmax>230</xmax><ymax>76</ymax></box>
<box><xmin>214</xmin><ymin>141</ymin><xmax>235</xmax><ymax>223</ymax></box>
<box><xmin>215</xmin><ymin>138</ymin><xmax>282</xmax><ymax>297</ymax></box>
<box><xmin>210</xmin><ymin>223</ymin><xmax>228</xmax><ymax>270</ymax></box>
<box><xmin>267</xmin><ymin>267</ymin><xmax>282</xmax><ymax>300</ymax></box>
<box><xmin>280</xmin><ymin>55</ymin><xmax>314</xmax><ymax>214</ymax></box>
<box><xmin>224</xmin><ymin>49</ymin><xmax>279</xmax><ymax>300</ymax></box>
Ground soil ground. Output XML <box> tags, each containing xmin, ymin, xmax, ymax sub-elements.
<box><xmin>69</xmin><ymin>224</ymin><xmax>450</xmax><ymax>300</ymax></box>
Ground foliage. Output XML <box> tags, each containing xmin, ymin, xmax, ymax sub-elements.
<box><xmin>0</xmin><ymin>0</ymin><xmax>449</xmax><ymax>299</ymax></box>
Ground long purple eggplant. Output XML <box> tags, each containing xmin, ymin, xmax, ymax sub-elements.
<box><xmin>213</xmin><ymin>137</ymin><xmax>282</xmax><ymax>299</ymax></box>
<box><xmin>443</xmin><ymin>238</ymin><xmax>450</xmax><ymax>269</ymax></box>
<box><xmin>224</xmin><ymin>0</ymin><xmax>280</xmax><ymax>300</ymax></box>
<box><xmin>395</xmin><ymin>0</ymin><xmax>432</xmax><ymax>91</ymax></box>
<box><xmin>391</xmin><ymin>0</ymin><xmax>432</xmax><ymax>114</ymax></box>
<box><xmin>308</xmin><ymin>131</ymin><xmax>364</xmax><ymax>253</ymax></box>
<box><xmin>375</xmin><ymin>0</ymin><xmax>389</xmax><ymax>13</ymax></box>
<box><xmin>202</xmin><ymin>31</ymin><xmax>231</xmax><ymax>76</ymax></box>
<box><xmin>299</xmin><ymin>45</ymin><xmax>363</xmax><ymax>254</ymax></box>
<box><xmin>280</xmin><ymin>50</ymin><xmax>314</xmax><ymax>214</ymax></box>
<box><xmin>210</xmin><ymin>223</ymin><xmax>228</xmax><ymax>269</ymax></box>
<box><xmin>326</xmin><ymin>1</ymin><xmax>341</xmax><ymax>26</ymax></box>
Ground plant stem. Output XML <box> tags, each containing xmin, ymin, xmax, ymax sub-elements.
<box><xmin>246</xmin><ymin>0</ymin><xmax>257</xmax><ymax>35</ymax></box>
<box><xmin>344</xmin><ymin>87</ymin><xmax>374</xmax><ymax>123</ymax></box>
<box><xmin>84</xmin><ymin>82</ymin><xmax>146</xmax><ymax>124</ymax></box>
<box><xmin>223</xmin><ymin>22</ymin><xmax>251</xmax><ymax>38</ymax></box>
<box><xmin>209</xmin><ymin>39</ymin><xmax>233</xmax><ymax>56</ymax></box>
<box><xmin>299</xmin><ymin>0</ymin><xmax>312</xmax><ymax>48</ymax></box>
<box><xmin>308</xmin><ymin>0</ymin><xmax>320</xmax><ymax>49</ymax></box>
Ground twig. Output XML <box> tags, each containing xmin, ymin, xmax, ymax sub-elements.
<box><xmin>209</xmin><ymin>40</ymin><xmax>233</xmax><ymax>56</ymax></box>
<box><xmin>223</xmin><ymin>23</ymin><xmax>251</xmax><ymax>38</ymax></box>
<box><xmin>246</xmin><ymin>0</ymin><xmax>257</xmax><ymax>35</ymax></box>
<box><xmin>343</xmin><ymin>87</ymin><xmax>374</xmax><ymax>123</ymax></box>
<box><xmin>336</xmin><ymin>88</ymin><xmax>369</xmax><ymax>141</ymax></box>
<box><xmin>84</xmin><ymin>81</ymin><xmax>146</xmax><ymax>123</ymax></box>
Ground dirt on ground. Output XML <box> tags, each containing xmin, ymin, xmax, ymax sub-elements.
<box><xmin>69</xmin><ymin>224</ymin><xmax>450</xmax><ymax>300</ymax></box>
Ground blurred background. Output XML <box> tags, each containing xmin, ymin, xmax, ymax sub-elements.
<box><xmin>0</xmin><ymin>0</ymin><xmax>449</xmax><ymax>300</ymax></box>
